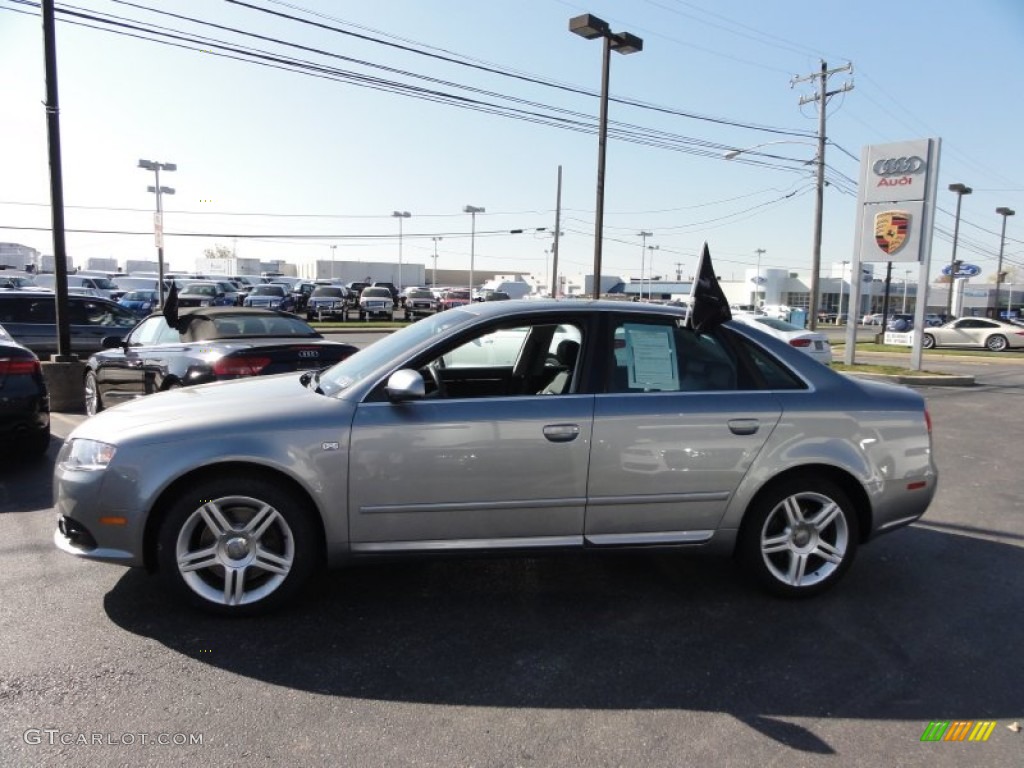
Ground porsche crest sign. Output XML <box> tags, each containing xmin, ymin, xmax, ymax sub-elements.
<box><xmin>874</xmin><ymin>210</ymin><xmax>910</xmax><ymax>256</ymax></box>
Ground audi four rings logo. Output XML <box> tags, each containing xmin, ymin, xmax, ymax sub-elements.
<box><xmin>873</xmin><ymin>156</ymin><xmax>925</xmax><ymax>176</ymax></box>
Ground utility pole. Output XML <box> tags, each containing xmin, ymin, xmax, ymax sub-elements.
<box><xmin>638</xmin><ymin>230</ymin><xmax>652</xmax><ymax>300</ymax></box>
<box><xmin>552</xmin><ymin>165</ymin><xmax>562</xmax><ymax>297</ymax></box>
<box><xmin>431</xmin><ymin>236</ymin><xmax>442</xmax><ymax>288</ymax></box>
<box><xmin>674</xmin><ymin>261</ymin><xmax>684</xmax><ymax>281</ymax></box>
<box><xmin>754</xmin><ymin>247</ymin><xmax>766</xmax><ymax>305</ymax></box>
<box><xmin>792</xmin><ymin>60</ymin><xmax>853</xmax><ymax>330</ymax></box>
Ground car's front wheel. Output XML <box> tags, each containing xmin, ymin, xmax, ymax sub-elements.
<box><xmin>738</xmin><ymin>477</ymin><xmax>859</xmax><ymax>597</ymax></box>
<box><xmin>922</xmin><ymin>333</ymin><xmax>936</xmax><ymax>349</ymax></box>
<box><xmin>84</xmin><ymin>370</ymin><xmax>103</xmax><ymax>416</ymax></box>
<box><xmin>156</xmin><ymin>475</ymin><xmax>319</xmax><ymax>615</ymax></box>
<box><xmin>986</xmin><ymin>334</ymin><xmax>1008</xmax><ymax>352</ymax></box>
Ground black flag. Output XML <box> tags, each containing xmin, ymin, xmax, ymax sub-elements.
<box><xmin>688</xmin><ymin>243</ymin><xmax>732</xmax><ymax>332</ymax></box>
<box><xmin>162</xmin><ymin>280</ymin><xmax>181</xmax><ymax>331</ymax></box>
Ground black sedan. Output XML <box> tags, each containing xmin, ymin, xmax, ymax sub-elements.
<box><xmin>83</xmin><ymin>307</ymin><xmax>358</xmax><ymax>416</ymax></box>
<box><xmin>0</xmin><ymin>322</ymin><xmax>50</xmax><ymax>457</ymax></box>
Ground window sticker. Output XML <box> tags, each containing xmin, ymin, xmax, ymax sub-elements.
<box><xmin>621</xmin><ymin>323</ymin><xmax>679</xmax><ymax>391</ymax></box>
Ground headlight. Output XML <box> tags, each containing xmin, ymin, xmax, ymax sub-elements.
<box><xmin>61</xmin><ymin>439</ymin><xmax>117</xmax><ymax>471</ymax></box>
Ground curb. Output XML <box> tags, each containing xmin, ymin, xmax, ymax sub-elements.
<box><xmin>841</xmin><ymin>372</ymin><xmax>975</xmax><ymax>387</ymax></box>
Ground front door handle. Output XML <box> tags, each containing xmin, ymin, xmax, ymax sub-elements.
<box><xmin>728</xmin><ymin>419</ymin><xmax>759</xmax><ymax>435</ymax></box>
<box><xmin>543</xmin><ymin>424</ymin><xmax>580</xmax><ymax>443</ymax></box>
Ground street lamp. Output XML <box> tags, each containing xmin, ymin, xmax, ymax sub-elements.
<box><xmin>996</xmin><ymin>206</ymin><xmax>1015</xmax><ymax>319</ymax></box>
<box><xmin>463</xmin><ymin>205</ymin><xmax>485</xmax><ymax>297</ymax></box>
<box><xmin>946</xmin><ymin>183</ymin><xmax>973</xmax><ymax>319</ymax></box>
<box><xmin>138</xmin><ymin>158</ymin><xmax>176</xmax><ymax>307</ymax></box>
<box><xmin>837</xmin><ymin>260</ymin><xmax>849</xmax><ymax>323</ymax></box>
<box><xmin>431</xmin><ymin>236</ymin><xmax>442</xmax><ymax>288</ymax></box>
<box><xmin>723</xmin><ymin>139</ymin><xmax>817</xmax><ymax>161</ymax></box>
<box><xmin>903</xmin><ymin>269</ymin><xmax>911</xmax><ymax>313</ymax></box>
<box><xmin>569</xmin><ymin>13</ymin><xmax>643</xmax><ymax>299</ymax></box>
<box><xmin>638</xmin><ymin>230</ymin><xmax>652</xmax><ymax>300</ymax></box>
<box><xmin>329</xmin><ymin>244</ymin><xmax>336</xmax><ymax>280</ymax></box>
<box><xmin>725</xmin><ymin>140</ymin><xmax>824</xmax><ymax>328</ymax></box>
<box><xmin>392</xmin><ymin>210</ymin><xmax>411</xmax><ymax>290</ymax></box>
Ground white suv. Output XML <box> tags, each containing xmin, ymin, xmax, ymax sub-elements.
<box><xmin>358</xmin><ymin>287</ymin><xmax>395</xmax><ymax>320</ymax></box>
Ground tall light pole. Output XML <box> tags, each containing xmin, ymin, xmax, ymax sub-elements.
<box><xmin>463</xmin><ymin>205</ymin><xmax>484</xmax><ymax>297</ymax></box>
<box><xmin>138</xmin><ymin>159</ymin><xmax>176</xmax><ymax>307</ymax></box>
<box><xmin>903</xmin><ymin>269</ymin><xmax>911</xmax><ymax>313</ymax></box>
<box><xmin>946</xmin><ymin>183</ymin><xmax>973</xmax><ymax>319</ymax></box>
<box><xmin>569</xmin><ymin>13</ymin><xmax>643</xmax><ymax>299</ymax></box>
<box><xmin>725</xmin><ymin>142</ymin><xmax>819</xmax><ymax>322</ymax></box>
<box><xmin>392</xmin><ymin>210</ymin><xmax>411</xmax><ymax>290</ymax></box>
<box><xmin>638</xmin><ymin>230</ymin><xmax>652</xmax><ymax>300</ymax></box>
<box><xmin>754</xmin><ymin>247</ymin><xmax>766</xmax><ymax>305</ymax></box>
<box><xmin>329</xmin><ymin>244</ymin><xmax>336</xmax><ymax>280</ymax></box>
<box><xmin>431</xmin><ymin>236</ymin><xmax>442</xmax><ymax>288</ymax></box>
<box><xmin>838</xmin><ymin>260</ymin><xmax>849</xmax><ymax>322</ymax></box>
<box><xmin>646</xmin><ymin>244</ymin><xmax>659</xmax><ymax>301</ymax></box>
<box><xmin>996</xmin><ymin>206</ymin><xmax>1015</xmax><ymax>319</ymax></box>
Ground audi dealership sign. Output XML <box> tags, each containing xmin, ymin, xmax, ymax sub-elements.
<box><xmin>854</xmin><ymin>138</ymin><xmax>941</xmax><ymax>264</ymax></box>
<box><xmin>844</xmin><ymin>137</ymin><xmax>941</xmax><ymax>369</ymax></box>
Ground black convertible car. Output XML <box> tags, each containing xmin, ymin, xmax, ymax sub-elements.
<box><xmin>84</xmin><ymin>307</ymin><xmax>358</xmax><ymax>415</ymax></box>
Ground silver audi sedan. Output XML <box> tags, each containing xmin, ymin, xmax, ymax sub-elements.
<box><xmin>54</xmin><ymin>300</ymin><xmax>937</xmax><ymax>615</ymax></box>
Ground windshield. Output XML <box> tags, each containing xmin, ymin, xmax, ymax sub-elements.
<box><xmin>253</xmin><ymin>285</ymin><xmax>285</xmax><ymax>296</ymax></box>
<box><xmin>317</xmin><ymin>308</ymin><xmax>475</xmax><ymax>396</ymax></box>
<box><xmin>313</xmin><ymin>287</ymin><xmax>345</xmax><ymax>297</ymax></box>
<box><xmin>362</xmin><ymin>288</ymin><xmax>391</xmax><ymax>298</ymax></box>
<box><xmin>122</xmin><ymin>291</ymin><xmax>154</xmax><ymax>301</ymax></box>
<box><xmin>92</xmin><ymin>278</ymin><xmax>117</xmax><ymax>289</ymax></box>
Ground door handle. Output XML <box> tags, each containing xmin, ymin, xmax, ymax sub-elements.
<box><xmin>728</xmin><ymin>419</ymin><xmax>759</xmax><ymax>435</ymax></box>
<box><xmin>542</xmin><ymin>424</ymin><xmax>580</xmax><ymax>443</ymax></box>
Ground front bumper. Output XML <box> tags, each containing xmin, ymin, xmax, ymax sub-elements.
<box><xmin>52</xmin><ymin>444</ymin><xmax>146</xmax><ymax>567</ymax></box>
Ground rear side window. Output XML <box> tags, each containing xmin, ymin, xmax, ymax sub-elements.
<box><xmin>608</xmin><ymin>319</ymin><xmax>737</xmax><ymax>393</ymax></box>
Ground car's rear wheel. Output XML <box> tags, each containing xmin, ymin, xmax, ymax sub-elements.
<box><xmin>84</xmin><ymin>371</ymin><xmax>103</xmax><ymax>416</ymax></box>
<box><xmin>157</xmin><ymin>476</ymin><xmax>318</xmax><ymax>615</ymax></box>
<box><xmin>922</xmin><ymin>334</ymin><xmax>936</xmax><ymax>349</ymax></box>
<box><xmin>986</xmin><ymin>334</ymin><xmax>1008</xmax><ymax>352</ymax></box>
<box><xmin>738</xmin><ymin>477</ymin><xmax>859</xmax><ymax>597</ymax></box>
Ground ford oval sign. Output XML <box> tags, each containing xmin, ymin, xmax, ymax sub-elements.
<box><xmin>941</xmin><ymin>263</ymin><xmax>982</xmax><ymax>278</ymax></box>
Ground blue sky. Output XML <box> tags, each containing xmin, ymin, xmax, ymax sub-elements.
<box><xmin>2</xmin><ymin>0</ymin><xmax>1022</xmax><ymax>284</ymax></box>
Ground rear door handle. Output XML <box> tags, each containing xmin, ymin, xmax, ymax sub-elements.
<box><xmin>543</xmin><ymin>424</ymin><xmax>580</xmax><ymax>443</ymax></box>
<box><xmin>728</xmin><ymin>419</ymin><xmax>759</xmax><ymax>435</ymax></box>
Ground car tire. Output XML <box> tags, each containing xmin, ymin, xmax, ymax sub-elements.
<box><xmin>156</xmin><ymin>475</ymin><xmax>319</xmax><ymax>616</ymax></box>
<box><xmin>164</xmin><ymin>381</ymin><xmax>182</xmax><ymax>391</ymax></box>
<box><xmin>922</xmin><ymin>334</ymin><xmax>936</xmax><ymax>349</ymax></box>
<box><xmin>737</xmin><ymin>477</ymin><xmax>859</xmax><ymax>598</ymax></box>
<box><xmin>986</xmin><ymin>334</ymin><xmax>1008</xmax><ymax>352</ymax></box>
<box><xmin>84</xmin><ymin>370</ymin><xmax>103</xmax><ymax>416</ymax></box>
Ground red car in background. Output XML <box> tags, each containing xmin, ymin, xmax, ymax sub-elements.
<box><xmin>439</xmin><ymin>289</ymin><xmax>472</xmax><ymax>311</ymax></box>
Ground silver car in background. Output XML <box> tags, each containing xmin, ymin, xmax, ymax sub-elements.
<box><xmin>54</xmin><ymin>300</ymin><xmax>937</xmax><ymax>615</ymax></box>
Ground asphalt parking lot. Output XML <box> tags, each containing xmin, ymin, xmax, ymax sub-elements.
<box><xmin>1</xmin><ymin>357</ymin><xmax>1022</xmax><ymax>767</ymax></box>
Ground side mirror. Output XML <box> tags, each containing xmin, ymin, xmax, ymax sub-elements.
<box><xmin>216</xmin><ymin>292</ymin><xmax>225</xmax><ymax>299</ymax></box>
<box><xmin>102</xmin><ymin>335</ymin><xmax>126</xmax><ymax>349</ymax></box>
<box><xmin>385</xmin><ymin>369</ymin><xmax>425</xmax><ymax>402</ymax></box>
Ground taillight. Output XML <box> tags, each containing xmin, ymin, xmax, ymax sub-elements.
<box><xmin>789</xmin><ymin>339</ymin><xmax>812</xmax><ymax>348</ymax></box>
<box><xmin>212</xmin><ymin>356</ymin><xmax>271</xmax><ymax>376</ymax></box>
<box><xmin>924</xmin><ymin>408</ymin><xmax>932</xmax><ymax>434</ymax></box>
<box><xmin>0</xmin><ymin>357</ymin><xmax>40</xmax><ymax>376</ymax></box>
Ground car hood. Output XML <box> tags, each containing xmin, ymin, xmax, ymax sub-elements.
<box><xmin>70</xmin><ymin>373</ymin><xmax>348</xmax><ymax>446</ymax></box>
